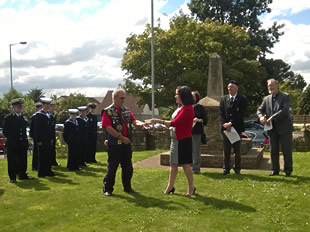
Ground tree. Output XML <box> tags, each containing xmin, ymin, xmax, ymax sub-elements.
<box><xmin>298</xmin><ymin>85</ymin><xmax>310</xmax><ymax>115</ymax></box>
<box><xmin>26</xmin><ymin>87</ymin><xmax>45</xmax><ymax>103</ymax></box>
<box><xmin>188</xmin><ymin>0</ymin><xmax>284</xmax><ymax>56</ymax></box>
<box><xmin>0</xmin><ymin>88</ymin><xmax>34</xmax><ymax>127</ymax></box>
<box><xmin>121</xmin><ymin>15</ymin><xmax>264</xmax><ymax>113</ymax></box>
<box><xmin>56</xmin><ymin>93</ymin><xmax>88</xmax><ymax>123</ymax></box>
<box><xmin>279</xmin><ymin>82</ymin><xmax>302</xmax><ymax>114</ymax></box>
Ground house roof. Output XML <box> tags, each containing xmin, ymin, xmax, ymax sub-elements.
<box><xmin>94</xmin><ymin>90</ymin><xmax>144</xmax><ymax>116</ymax></box>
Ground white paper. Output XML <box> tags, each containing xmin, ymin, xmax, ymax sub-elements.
<box><xmin>224</xmin><ymin>127</ymin><xmax>241</xmax><ymax>144</ymax></box>
<box><xmin>264</xmin><ymin>123</ymin><xmax>273</xmax><ymax>131</ymax></box>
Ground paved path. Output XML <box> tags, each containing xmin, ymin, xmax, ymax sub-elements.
<box><xmin>134</xmin><ymin>153</ymin><xmax>284</xmax><ymax>173</ymax></box>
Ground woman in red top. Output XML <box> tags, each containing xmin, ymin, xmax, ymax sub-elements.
<box><xmin>151</xmin><ymin>86</ymin><xmax>196</xmax><ymax>196</ymax></box>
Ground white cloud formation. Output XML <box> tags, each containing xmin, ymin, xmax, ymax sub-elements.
<box><xmin>262</xmin><ymin>0</ymin><xmax>310</xmax><ymax>84</ymax></box>
<box><xmin>0</xmin><ymin>0</ymin><xmax>170</xmax><ymax>96</ymax></box>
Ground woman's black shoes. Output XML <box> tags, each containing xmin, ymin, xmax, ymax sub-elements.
<box><xmin>186</xmin><ymin>187</ymin><xmax>196</xmax><ymax>197</ymax></box>
<box><xmin>163</xmin><ymin>187</ymin><xmax>175</xmax><ymax>195</ymax></box>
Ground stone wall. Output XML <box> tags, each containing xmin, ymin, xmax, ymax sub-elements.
<box><xmin>293</xmin><ymin>126</ymin><xmax>310</xmax><ymax>152</ymax></box>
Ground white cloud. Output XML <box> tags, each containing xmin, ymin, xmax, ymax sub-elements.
<box><xmin>262</xmin><ymin>0</ymin><xmax>310</xmax><ymax>84</ymax></box>
<box><xmin>0</xmin><ymin>0</ymin><xmax>172</xmax><ymax>96</ymax></box>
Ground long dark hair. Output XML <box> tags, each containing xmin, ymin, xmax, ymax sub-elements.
<box><xmin>192</xmin><ymin>91</ymin><xmax>200</xmax><ymax>104</ymax></box>
<box><xmin>177</xmin><ymin>86</ymin><xmax>194</xmax><ymax>106</ymax></box>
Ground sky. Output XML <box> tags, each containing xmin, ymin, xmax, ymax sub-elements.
<box><xmin>0</xmin><ymin>0</ymin><xmax>309</xmax><ymax>98</ymax></box>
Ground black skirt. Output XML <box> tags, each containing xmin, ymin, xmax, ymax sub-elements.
<box><xmin>178</xmin><ymin>137</ymin><xmax>192</xmax><ymax>164</ymax></box>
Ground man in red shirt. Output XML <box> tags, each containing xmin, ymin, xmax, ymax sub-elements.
<box><xmin>102</xmin><ymin>88</ymin><xmax>149</xmax><ymax>196</ymax></box>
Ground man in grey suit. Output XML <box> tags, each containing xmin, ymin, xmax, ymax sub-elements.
<box><xmin>257</xmin><ymin>79</ymin><xmax>293</xmax><ymax>177</ymax></box>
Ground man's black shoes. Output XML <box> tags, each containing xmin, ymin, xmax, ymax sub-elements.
<box><xmin>269</xmin><ymin>171</ymin><xmax>279</xmax><ymax>176</ymax></box>
<box><xmin>285</xmin><ymin>172</ymin><xmax>292</xmax><ymax>177</ymax></box>
<box><xmin>222</xmin><ymin>170</ymin><xmax>230</xmax><ymax>175</ymax></box>
<box><xmin>124</xmin><ymin>188</ymin><xmax>138</xmax><ymax>194</ymax></box>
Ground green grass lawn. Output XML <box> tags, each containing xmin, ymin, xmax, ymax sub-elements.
<box><xmin>1</xmin><ymin>151</ymin><xmax>310</xmax><ymax>232</ymax></box>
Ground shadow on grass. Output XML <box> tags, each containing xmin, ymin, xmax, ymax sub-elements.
<box><xmin>47</xmin><ymin>176</ymin><xmax>80</xmax><ymax>185</ymax></box>
<box><xmin>113</xmin><ymin>191</ymin><xmax>188</xmax><ymax>210</ymax></box>
<box><xmin>15</xmin><ymin>178</ymin><xmax>50</xmax><ymax>191</ymax></box>
<box><xmin>201</xmin><ymin>172</ymin><xmax>310</xmax><ymax>185</ymax></box>
<box><xmin>0</xmin><ymin>188</ymin><xmax>4</xmax><ymax>197</ymax></box>
<box><xmin>191</xmin><ymin>194</ymin><xmax>256</xmax><ymax>212</ymax></box>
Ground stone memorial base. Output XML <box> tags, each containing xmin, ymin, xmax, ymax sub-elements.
<box><xmin>160</xmin><ymin>147</ymin><xmax>264</xmax><ymax>169</ymax></box>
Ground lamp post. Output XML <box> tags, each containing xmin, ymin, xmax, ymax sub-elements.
<box><xmin>151</xmin><ymin>0</ymin><xmax>155</xmax><ymax>118</ymax></box>
<box><xmin>9</xmin><ymin>41</ymin><xmax>27</xmax><ymax>90</ymax></box>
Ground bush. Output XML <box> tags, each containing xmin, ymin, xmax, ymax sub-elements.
<box><xmin>56</xmin><ymin>136</ymin><xmax>67</xmax><ymax>158</ymax></box>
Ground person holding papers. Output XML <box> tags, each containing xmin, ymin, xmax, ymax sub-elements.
<box><xmin>220</xmin><ymin>80</ymin><xmax>247</xmax><ymax>175</ymax></box>
<box><xmin>257</xmin><ymin>79</ymin><xmax>294</xmax><ymax>177</ymax></box>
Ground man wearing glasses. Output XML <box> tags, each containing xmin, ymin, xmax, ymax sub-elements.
<box><xmin>101</xmin><ymin>88</ymin><xmax>149</xmax><ymax>196</ymax></box>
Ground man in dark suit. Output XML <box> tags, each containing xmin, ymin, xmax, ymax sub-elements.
<box><xmin>30</xmin><ymin>102</ymin><xmax>42</xmax><ymax>171</ymax></box>
<box><xmin>86</xmin><ymin>103</ymin><xmax>98</xmax><ymax>163</ymax></box>
<box><xmin>35</xmin><ymin>97</ymin><xmax>55</xmax><ymax>178</ymax></box>
<box><xmin>257</xmin><ymin>79</ymin><xmax>294</xmax><ymax>177</ymax></box>
<box><xmin>220</xmin><ymin>80</ymin><xmax>247</xmax><ymax>175</ymax></box>
<box><xmin>49</xmin><ymin>100</ymin><xmax>60</xmax><ymax>166</ymax></box>
<box><xmin>76</xmin><ymin>106</ymin><xmax>89</xmax><ymax>168</ymax></box>
<box><xmin>3</xmin><ymin>98</ymin><xmax>34</xmax><ymax>183</ymax></box>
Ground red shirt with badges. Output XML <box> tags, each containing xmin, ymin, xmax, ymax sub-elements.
<box><xmin>102</xmin><ymin>107</ymin><xmax>136</xmax><ymax>137</ymax></box>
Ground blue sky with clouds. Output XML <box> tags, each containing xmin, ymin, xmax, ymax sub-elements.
<box><xmin>0</xmin><ymin>0</ymin><xmax>309</xmax><ymax>97</ymax></box>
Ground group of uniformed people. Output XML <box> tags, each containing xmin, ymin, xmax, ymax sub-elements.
<box><xmin>3</xmin><ymin>97</ymin><xmax>98</xmax><ymax>182</ymax></box>
<box><xmin>63</xmin><ymin>103</ymin><xmax>98</xmax><ymax>171</ymax></box>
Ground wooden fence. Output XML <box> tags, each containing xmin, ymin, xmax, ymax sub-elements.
<box><xmin>292</xmin><ymin>115</ymin><xmax>310</xmax><ymax>126</ymax></box>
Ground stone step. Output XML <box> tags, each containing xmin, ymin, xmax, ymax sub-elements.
<box><xmin>160</xmin><ymin>147</ymin><xmax>264</xmax><ymax>169</ymax></box>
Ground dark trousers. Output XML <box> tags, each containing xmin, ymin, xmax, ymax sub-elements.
<box><xmin>79</xmin><ymin>140</ymin><xmax>88</xmax><ymax>165</ymax></box>
<box><xmin>7</xmin><ymin>145</ymin><xmax>28</xmax><ymax>180</ymax></box>
<box><xmin>38</xmin><ymin>141</ymin><xmax>53</xmax><ymax>177</ymax></box>
<box><xmin>50</xmin><ymin>137</ymin><xmax>58</xmax><ymax>165</ymax></box>
<box><xmin>67</xmin><ymin>143</ymin><xmax>79</xmax><ymax>170</ymax></box>
<box><xmin>88</xmin><ymin>136</ymin><xmax>97</xmax><ymax>162</ymax></box>
<box><xmin>103</xmin><ymin>144</ymin><xmax>133</xmax><ymax>193</ymax></box>
<box><xmin>222</xmin><ymin>133</ymin><xmax>241</xmax><ymax>172</ymax></box>
<box><xmin>32</xmin><ymin>139</ymin><xmax>38</xmax><ymax>170</ymax></box>
<box><xmin>269</xmin><ymin>131</ymin><xmax>293</xmax><ymax>174</ymax></box>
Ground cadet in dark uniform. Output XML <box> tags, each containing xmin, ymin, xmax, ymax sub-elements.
<box><xmin>30</xmin><ymin>102</ymin><xmax>42</xmax><ymax>171</ymax></box>
<box><xmin>86</xmin><ymin>103</ymin><xmax>98</xmax><ymax>163</ymax></box>
<box><xmin>63</xmin><ymin>109</ymin><xmax>81</xmax><ymax>171</ymax></box>
<box><xmin>3</xmin><ymin>98</ymin><xmax>34</xmax><ymax>183</ymax></box>
<box><xmin>35</xmin><ymin>97</ymin><xmax>55</xmax><ymax>177</ymax></box>
<box><xmin>49</xmin><ymin>100</ymin><xmax>60</xmax><ymax>166</ymax></box>
<box><xmin>102</xmin><ymin>88</ymin><xmax>149</xmax><ymax>196</ymax></box>
<box><xmin>76</xmin><ymin>106</ymin><xmax>88</xmax><ymax>168</ymax></box>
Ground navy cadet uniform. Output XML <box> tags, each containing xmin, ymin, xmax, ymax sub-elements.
<box><xmin>30</xmin><ymin>102</ymin><xmax>42</xmax><ymax>171</ymax></box>
<box><xmin>63</xmin><ymin>109</ymin><xmax>80</xmax><ymax>170</ymax></box>
<box><xmin>49</xmin><ymin>101</ymin><xmax>59</xmax><ymax>166</ymax></box>
<box><xmin>76</xmin><ymin>106</ymin><xmax>89</xmax><ymax>167</ymax></box>
<box><xmin>86</xmin><ymin>103</ymin><xmax>98</xmax><ymax>163</ymax></box>
<box><xmin>102</xmin><ymin>105</ymin><xmax>136</xmax><ymax>195</ymax></box>
<box><xmin>3</xmin><ymin>98</ymin><xmax>33</xmax><ymax>182</ymax></box>
<box><xmin>35</xmin><ymin>98</ymin><xmax>54</xmax><ymax>177</ymax></box>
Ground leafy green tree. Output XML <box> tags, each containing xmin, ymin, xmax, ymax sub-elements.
<box><xmin>25</xmin><ymin>87</ymin><xmax>45</xmax><ymax>103</ymax></box>
<box><xmin>279</xmin><ymin>82</ymin><xmax>302</xmax><ymax>114</ymax></box>
<box><xmin>57</xmin><ymin>93</ymin><xmax>88</xmax><ymax>123</ymax></box>
<box><xmin>121</xmin><ymin>15</ymin><xmax>263</xmax><ymax>113</ymax></box>
<box><xmin>298</xmin><ymin>85</ymin><xmax>310</xmax><ymax>115</ymax></box>
<box><xmin>0</xmin><ymin>88</ymin><xmax>23</xmax><ymax>127</ymax></box>
<box><xmin>188</xmin><ymin>0</ymin><xmax>284</xmax><ymax>55</ymax></box>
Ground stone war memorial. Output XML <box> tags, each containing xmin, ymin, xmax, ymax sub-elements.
<box><xmin>160</xmin><ymin>53</ymin><xmax>264</xmax><ymax>169</ymax></box>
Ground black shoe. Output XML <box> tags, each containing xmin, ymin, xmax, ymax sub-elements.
<box><xmin>186</xmin><ymin>187</ymin><xmax>196</xmax><ymax>197</ymax></box>
<box><xmin>285</xmin><ymin>172</ymin><xmax>292</xmax><ymax>177</ymax></box>
<box><xmin>104</xmin><ymin>192</ymin><xmax>112</xmax><ymax>196</ymax></box>
<box><xmin>10</xmin><ymin>179</ymin><xmax>17</xmax><ymax>183</ymax></box>
<box><xmin>32</xmin><ymin>168</ymin><xmax>38</xmax><ymax>171</ymax></box>
<box><xmin>222</xmin><ymin>170</ymin><xmax>230</xmax><ymax>175</ymax></box>
<box><xmin>124</xmin><ymin>188</ymin><xmax>138</xmax><ymax>194</ymax></box>
<box><xmin>163</xmin><ymin>187</ymin><xmax>175</xmax><ymax>195</ymax></box>
<box><xmin>38</xmin><ymin>175</ymin><xmax>46</xmax><ymax>178</ymax></box>
<box><xmin>193</xmin><ymin>171</ymin><xmax>201</xmax><ymax>174</ymax></box>
<box><xmin>269</xmin><ymin>171</ymin><xmax>279</xmax><ymax>176</ymax></box>
<box><xmin>19</xmin><ymin>175</ymin><xmax>34</xmax><ymax>180</ymax></box>
<box><xmin>52</xmin><ymin>163</ymin><xmax>61</xmax><ymax>167</ymax></box>
<box><xmin>235</xmin><ymin>170</ymin><xmax>241</xmax><ymax>175</ymax></box>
